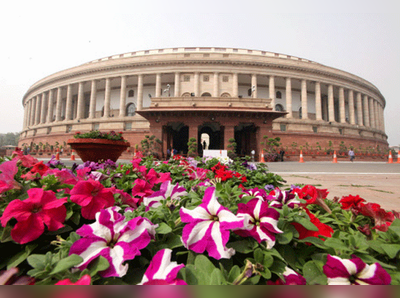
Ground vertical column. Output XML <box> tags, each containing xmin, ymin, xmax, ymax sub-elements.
<box><xmin>137</xmin><ymin>74</ymin><xmax>143</xmax><ymax>111</ymax></box>
<box><xmin>328</xmin><ymin>84</ymin><xmax>335</xmax><ymax>122</ymax></box>
<box><xmin>194</xmin><ymin>72</ymin><xmax>200</xmax><ymax>96</ymax></box>
<box><xmin>381</xmin><ymin>104</ymin><xmax>385</xmax><ymax>132</ymax></box>
<box><xmin>232</xmin><ymin>73</ymin><xmax>239</xmax><ymax>97</ymax></box>
<box><xmin>315</xmin><ymin>82</ymin><xmax>322</xmax><ymax>121</ymax></box>
<box><xmin>369</xmin><ymin>97</ymin><xmax>375</xmax><ymax>128</ymax></box>
<box><xmin>356</xmin><ymin>92</ymin><xmax>363</xmax><ymax>126</ymax></box>
<box><xmin>56</xmin><ymin>87</ymin><xmax>62</xmax><ymax>122</ymax></box>
<box><xmin>348</xmin><ymin>90</ymin><xmax>355</xmax><ymax>125</ymax></box>
<box><xmin>155</xmin><ymin>73</ymin><xmax>162</xmax><ymax>97</ymax></box>
<box><xmin>285</xmin><ymin>77</ymin><xmax>292</xmax><ymax>118</ymax></box>
<box><xmin>47</xmin><ymin>89</ymin><xmax>54</xmax><ymax>123</ymax></box>
<box><xmin>174</xmin><ymin>72</ymin><xmax>180</xmax><ymax>97</ymax></box>
<box><xmin>65</xmin><ymin>84</ymin><xmax>73</xmax><ymax>121</ymax></box>
<box><xmin>40</xmin><ymin>92</ymin><xmax>47</xmax><ymax>123</ymax></box>
<box><xmin>119</xmin><ymin>76</ymin><xmax>127</xmax><ymax>117</ymax></box>
<box><xmin>363</xmin><ymin>95</ymin><xmax>370</xmax><ymax>127</ymax></box>
<box><xmin>103</xmin><ymin>78</ymin><xmax>111</xmax><ymax>118</ymax></box>
<box><xmin>251</xmin><ymin>74</ymin><xmax>257</xmax><ymax>98</ymax></box>
<box><xmin>301</xmin><ymin>79</ymin><xmax>308</xmax><ymax>119</ymax></box>
<box><xmin>269</xmin><ymin>76</ymin><xmax>275</xmax><ymax>110</ymax></box>
<box><xmin>223</xmin><ymin>125</ymin><xmax>235</xmax><ymax>150</ymax></box>
<box><xmin>31</xmin><ymin>97</ymin><xmax>36</xmax><ymax>125</ymax></box>
<box><xmin>23</xmin><ymin>101</ymin><xmax>29</xmax><ymax>128</ymax></box>
<box><xmin>35</xmin><ymin>95</ymin><xmax>41</xmax><ymax>125</ymax></box>
<box><xmin>213</xmin><ymin>72</ymin><xmax>219</xmax><ymax>97</ymax></box>
<box><xmin>76</xmin><ymin>82</ymin><xmax>85</xmax><ymax>120</ymax></box>
<box><xmin>339</xmin><ymin>87</ymin><xmax>346</xmax><ymax>123</ymax></box>
<box><xmin>89</xmin><ymin>80</ymin><xmax>97</xmax><ymax>119</ymax></box>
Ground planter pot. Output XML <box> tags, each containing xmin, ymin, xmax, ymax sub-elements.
<box><xmin>67</xmin><ymin>138</ymin><xmax>131</xmax><ymax>162</ymax></box>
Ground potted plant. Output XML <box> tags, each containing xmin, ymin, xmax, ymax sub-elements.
<box><xmin>67</xmin><ymin>130</ymin><xmax>130</xmax><ymax>162</ymax></box>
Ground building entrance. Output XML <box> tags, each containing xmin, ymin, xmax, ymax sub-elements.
<box><xmin>167</xmin><ymin>122</ymin><xmax>189</xmax><ymax>155</ymax></box>
<box><xmin>198</xmin><ymin>122</ymin><xmax>222</xmax><ymax>154</ymax></box>
<box><xmin>235</xmin><ymin>123</ymin><xmax>257</xmax><ymax>157</ymax></box>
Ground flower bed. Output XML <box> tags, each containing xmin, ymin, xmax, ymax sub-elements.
<box><xmin>0</xmin><ymin>149</ymin><xmax>399</xmax><ymax>285</ymax></box>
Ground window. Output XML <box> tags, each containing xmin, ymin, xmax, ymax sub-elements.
<box><xmin>299</xmin><ymin>107</ymin><xmax>302</xmax><ymax>119</ymax></box>
<box><xmin>280</xmin><ymin>124</ymin><xmax>286</xmax><ymax>132</ymax></box>
<box><xmin>275</xmin><ymin>104</ymin><xmax>284</xmax><ymax>111</ymax></box>
<box><xmin>276</xmin><ymin>91</ymin><xmax>282</xmax><ymax>99</ymax></box>
<box><xmin>182</xmin><ymin>92</ymin><xmax>191</xmax><ymax>97</ymax></box>
<box><xmin>312</xmin><ymin>126</ymin><xmax>318</xmax><ymax>133</ymax></box>
<box><xmin>339</xmin><ymin>128</ymin><xmax>343</xmax><ymax>135</ymax></box>
<box><xmin>125</xmin><ymin>122</ymin><xmax>132</xmax><ymax>130</ymax></box>
<box><xmin>221</xmin><ymin>92</ymin><xmax>231</xmax><ymax>98</ymax></box>
<box><xmin>248</xmin><ymin>88</ymin><xmax>252</xmax><ymax>96</ymax></box>
<box><xmin>203</xmin><ymin>75</ymin><xmax>210</xmax><ymax>82</ymax></box>
<box><xmin>128</xmin><ymin>90</ymin><xmax>134</xmax><ymax>97</ymax></box>
<box><xmin>201</xmin><ymin>92</ymin><xmax>212</xmax><ymax>97</ymax></box>
<box><xmin>126</xmin><ymin>103</ymin><xmax>136</xmax><ymax>117</ymax></box>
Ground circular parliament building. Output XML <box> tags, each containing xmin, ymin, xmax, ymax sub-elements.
<box><xmin>19</xmin><ymin>47</ymin><xmax>388</xmax><ymax>159</ymax></box>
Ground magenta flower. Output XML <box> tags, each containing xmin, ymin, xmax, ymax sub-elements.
<box><xmin>55</xmin><ymin>274</ymin><xmax>91</xmax><ymax>285</ymax></box>
<box><xmin>268</xmin><ymin>267</ymin><xmax>307</xmax><ymax>285</ymax></box>
<box><xmin>0</xmin><ymin>159</ymin><xmax>20</xmax><ymax>194</ymax></box>
<box><xmin>234</xmin><ymin>199</ymin><xmax>282</xmax><ymax>249</ymax></box>
<box><xmin>132</xmin><ymin>178</ymin><xmax>154</xmax><ymax>204</ymax></box>
<box><xmin>139</xmin><ymin>249</ymin><xmax>186</xmax><ymax>285</ymax></box>
<box><xmin>0</xmin><ymin>188</ymin><xmax>67</xmax><ymax>244</ymax></box>
<box><xmin>70</xmin><ymin>179</ymin><xmax>115</xmax><ymax>220</ymax></box>
<box><xmin>143</xmin><ymin>181</ymin><xmax>188</xmax><ymax>210</ymax></box>
<box><xmin>69</xmin><ymin>207</ymin><xmax>157</xmax><ymax>278</ymax></box>
<box><xmin>180</xmin><ymin>187</ymin><xmax>244</xmax><ymax>259</ymax></box>
<box><xmin>269</xmin><ymin>188</ymin><xmax>301</xmax><ymax>209</ymax></box>
<box><xmin>240</xmin><ymin>187</ymin><xmax>269</xmax><ymax>201</ymax></box>
<box><xmin>323</xmin><ymin>254</ymin><xmax>391</xmax><ymax>285</ymax></box>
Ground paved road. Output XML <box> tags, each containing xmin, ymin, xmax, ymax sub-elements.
<box><xmin>39</xmin><ymin>158</ymin><xmax>400</xmax><ymax>211</ymax></box>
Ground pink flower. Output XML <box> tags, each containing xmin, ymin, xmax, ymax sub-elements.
<box><xmin>30</xmin><ymin>161</ymin><xmax>49</xmax><ymax>177</ymax></box>
<box><xmin>132</xmin><ymin>179</ymin><xmax>154</xmax><ymax>204</ymax></box>
<box><xmin>0</xmin><ymin>188</ymin><xmax>67</xmax><ymax>244</ymax></box>
<box><xmin>145</xmin><ymin>168</ymin><xmax>171</xmax><ymax>186</ymax></box>
<box><xmin>0</xmin><ymin>160</ymin><xmax>20</xmax><ymax>194</ymax></box>
<box><xmin>55</xmin><ymin>274</ymin><xmax>91</xmax><ymax>285</ymax></box>
<box><xmin>140</xmin><ymin>249</ymin><xmax>186</xmax><ymax>285</ymax></box>
<box><xmin>111</xmin><ymin>187</ymin><xmax>139</xmax><ymax>209</ymax></box>
<box><xmin>70</xmin><ymin>179</ymin><xmax>115</xmax><ymax>220</ymax></box>
<box><xmin>12</xmin><ymin>151</ymin><xmax>38</xmax><ymax>168</ymax></box>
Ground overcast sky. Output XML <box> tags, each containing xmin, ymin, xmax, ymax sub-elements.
<box><xmin>1</xmin><ymin>0</ymin><xmax>399</xmax><ymax>146</ymax></box>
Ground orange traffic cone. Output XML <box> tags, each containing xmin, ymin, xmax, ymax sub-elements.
<box><xmin>388</xmin><ymin>151</ymin><xmax>393</xmax><ymax>164</ymax></box>
<box><xmin>55</xmin><ymin>148</ymin><xmax>60</xmax><ymax>160</ymax></box>
<box><xmin>260</xmin><ymin>152</ymin><xmax>265</xmax><ymax>163</ymax></box>
<box><xmin>397</xmin><ymin>151</ymin><xmax>400</xmax><ymax>164</ymax></box>
<box><xmin>299</xmin><ymin>150</ymin><xmax>304</xmax><ymax>163</ymax></box>
<box><xmin>332</xmin><ymin>150</ymin><xmax>338</xmax><ymax>163</ymax></box>
<box><xmin>70</xmin><ymin>149</ymin><xmax>76</xmax><ymax>161</ymax></box>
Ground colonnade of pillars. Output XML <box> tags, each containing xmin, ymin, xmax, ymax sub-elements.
<box><xmin>23</xmin><ymin>73</ymin><xmax>385</xmax><ymax>133</ymax></box>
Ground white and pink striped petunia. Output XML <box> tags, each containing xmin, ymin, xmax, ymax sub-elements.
<box><xmin>323</xmin><ymin>254</ymin><xmax>391</xmax><ymax>285</ymax></box>
<box><xmin>234</xmin><ymin>199</ymin><xmax>282</xmax><ymax>249</ymax></box>
<box><xmin>143</xmin><ymin>181</ymin><xmax>188</xmax><ymax>210</ymax></box>
<box><xmin>69</xmin><ymin>206</ymin><xmax>157</xmax><ymax>278</ymax></box>
<box><xmin>180</xmin><ymin>187</ymin><xmax>244</xmax><ymax>260</ymax></box>
<box><xmin>139</xmin><ymin>249</ymin><xmax>186</xmax><ymax>285</ymax></box>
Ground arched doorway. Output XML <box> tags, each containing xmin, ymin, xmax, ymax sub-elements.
<box><xmin>235</xmin><ymin>123</ymin><xmax>257</xmax><ymax>156</ymax></box>
<box><xmin>198</xmin><ymin>122</ymin><xmax>222</xmax><ymax>153</ymax></box>
<box><xmin>166</xmin><ymin>122</ymin><xmax>189</xmax><ymax>155</ymax></box>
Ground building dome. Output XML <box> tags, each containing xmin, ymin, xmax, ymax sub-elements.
<box><xmin>19</xmin><ymin>47</ymin><xmax>388</xmax><ymax>158</ymax></box>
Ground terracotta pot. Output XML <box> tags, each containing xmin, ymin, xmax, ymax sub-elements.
<box><xmin>67</xmin><ymin>138</ymin><xmax>130</xmax><ymax>162</ymax></box>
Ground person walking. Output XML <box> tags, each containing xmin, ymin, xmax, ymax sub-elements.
<box><xmin>279</xmin><ymin>148</ymin><xmax>285</xmax><ymax>162</ymax></box>
<box><xmin>348</xmin><ymin>148</ymin><xmax>355</xmax><ymax>162</ymax></box>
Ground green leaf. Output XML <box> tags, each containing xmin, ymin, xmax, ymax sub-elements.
<box><xmin>7</xmin><ymin>244</ymin><xmax>38</xmax><ymax>270</ymax></box>
<box><xmin>303</xmin><ymin>260</ymin><xmax>327</xmax><ymax>285</ymax></box>
<box><xmin>156</xmin><ymin>222</ymin><xmax>173</xmax><ymax>234</ymax></box>
<box><xmin>227</xmin><ymin>239</ymin><xmax>257</xmax><ymax>254</ymax></box>
<box><xmin>181</xmin><ymin>265</ymin><xmax>198</xmax><ymax>285</ymax></box>
<box><xmin>27</xmin><ymin>254</ymin><xmax>47</xmax><ymax>270</ymax></box>
<box><xmin>298</xmin><ymin>237</ymin><xmax>326</xmax><ymax>248</ymax></box>
<box><xmin>380</xmin><ymin>244</ymin><xmax>400</xmax><ymax>259</ymax></box>
<box><xmin>388</xmin><ymin>219</ymin><xmax>400</xmax><ymax>237</ymax></box>
<box><xmin>228</xmin><ymin>265</ymin><xmax>241</xmax><ymax>283</ymax></box>
<box><xmin>293</xmin><ymin>216</ymin><xmax>319</xmax><ymax>231</ymax></box>
<box><xmin>253</xmin><ymin>248</ymin><xmax>264</xmax><ymax>263</ymax></box>
<box><xmin>210</xmin><ymin>268</ymin><xmax>226</xmax><ymax>285</ymax></box>
<box><xmin>0</xmin><ymin>223</ymin><xmax>13</xmax><ymax>243</ymax></box>
<box><xmin>49</xmin><ymin>254</ymin><xmax>83</xmax><ymax>275</ymax></box>
<box><xmin>324</xmin><ymin>238</ymin><xmax>350</xmax><ymax>251</ymax></box>
<box><xmin>87</xmin><ymin>256</ymin><xmax>110</xmax><ymax>276</ymax></box>
<box><xmin>276</xmin><ymin>229</ymin><xmax>293</xmax><ymax>245</ymax></box>
<box><xmin>194</xmin><ymin>255</ymin><xmax>215</xmax><ymax>275</ymax></box>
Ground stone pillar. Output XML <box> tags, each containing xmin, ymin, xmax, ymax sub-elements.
<box><xmin>339</xmin><ymin>87</ymin><xmax>346</xmax><ymax>123</ymax></box>
<box><xmin>251</xmin><ymin>74</ymin><xmax>257</xmax><ymax>98</ymax></box>
<box><xmin>56</xmin><ymin>87</ymin><xmax>62</xmax><ymax>122</ymax></box>
<box><xmin>285</xmin><ymin>77</ymin><xmax>292</xmax><ymax>118</ymax></box>
<box><xmin>89</xmin><ymin>80</ymin><xmax>97</xmax><ymax>119</ymax></box>
<box><xmin>119</xmin><ymin>76</ymin><xmax>127</xmax><ymax>117</ymax></box>
<box><xmin>301</xmin><ymin>79</ymin><xmax>308</xmax><ymax>119</ymax></box>
<box><xmin>213</xmin><ymin>72</ymin><xmax>219</xmax><ymax>97</ymax></box>
<box><xmin>328</xmin><ymin>85</ymin><xmax>335</xmax><ymax>122</ymax></box>
<box><xmin>40</xmin><ymin>92</ymin><xmax>47</xmax><ymax>124</ymax></box>
<box><xmin>76</xmin><ymin>82</ymin><xmax>85</xmax><ymax>120</ymax></box>
<box><xmin>356</xmin><ymin>92</ymin><xmax>363</xmax><ymax>126</ymax></box>
<box><xmin>137</xmin><ymin>74</ymin><xmax>143</xmax><ymax>111</ymax></box>
<box><xmin>363</xmin><ymin>95</ymin><xmax>370</xmax><ymax>127</ymax></box>
<box><xmin>65</xmin><ymin>84</ymin><xmax>73</xmax><ymax>121</ymax></box>
<box><xmin>24</xmin><ymin>101</ymin><xmax>29</xmax><ymax>128</ymax></box>
<box><xmin>315</xmin><ymin>82</ymin><xmax>322</xmax><ymax>121</ymax></box>
<box><xmin>369</xmin><ymin>98</ymin><xmax>375</xmax><ymax>129</ymax></box>
<box><xmin>194</xmin><ymin>72</ymin><xmax>200</xmax><ymax>96</ymax></box>
<box><xmin>348</xmin><ymin>90</ymin><xmax>355</xmax><ymax>125</ymax></box>
<box><xmin>103</xmin><ymin>78</ymin><xmax>111</xmax><ymax>118</ymax></box>
<box><xmin>35</xmin><ymin>95</ymin><xmax>41</xmax><ymax>125</ymax></box>
<box><xmin>269</xmin><ymin>76</ymin><xmax>275</xmax><ymax>110</ymax></box>
<box><xmin>47</xmin><ymin>89</ymin><xmax>54</xmax><ymax>123</ymax></box>
<box><xmin>174</xmin><ymin>72</ymin><xmax>180</xmax><ymax>97</ymax></box>
<box><xmin>381</xmin><ymin>104</ymin><xmax>385</xmax><ymax>132</ymax></box>
<box><xmin>155</xmin><ymin>73</ymin><xmax>162</xmax><ymax>97</ymax></box>
<box><xmin>232</xmin><ymin>73</ymin><xmax>239</xmax><ymax>98</ymax></box>
<box><xmin>30</xmin><ymin>97</ymin><xmax>36</xmax><ymax>125</ymax></box>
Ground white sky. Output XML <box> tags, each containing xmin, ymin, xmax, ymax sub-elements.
<box><xmin>0</xmin><ymin>0</ymin><xmax>399</xmax><ymax>146</ymax></box>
